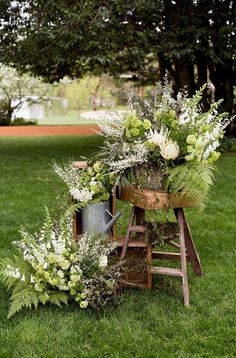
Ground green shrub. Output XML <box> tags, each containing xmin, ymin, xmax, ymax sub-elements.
<box><xmin>10</xmin><ymin>117</ymin><xmax>38</xmax><ymax>126</ymax></box>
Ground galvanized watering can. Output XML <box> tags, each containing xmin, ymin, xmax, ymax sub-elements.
<box><xmin>81</xmin><ymin>200</ymin><xmax>122</xmax><ymax>234</ymax></box>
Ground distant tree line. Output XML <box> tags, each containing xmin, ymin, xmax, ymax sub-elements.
<box><xmin>1</xmin><ymin>1</ymin><xmax>235</xmax><ymax>131</ymax></box>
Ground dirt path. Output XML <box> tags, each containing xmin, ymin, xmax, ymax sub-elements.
<box><xmin>0</xmin><ymin>125</ymin><xmax>100</xmax><ymax>137</ymax></box>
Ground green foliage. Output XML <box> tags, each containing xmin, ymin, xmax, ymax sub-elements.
<box><xmin>64</xmin><ymin>75</ymin><xmax>117</xmax><ymax>110</ymax></box>
<box><xmin>99</xmin><ymin>83</ymin><xmax>228</xmax><ymax>207</ymax></box>
<box><xmin>1</xmin><ymin>137</ymin><xmax>236</xmax><ymax>356</ymax></box>
<box><xmin>0</xmin><ymin>206</ymin><xmax>120</xmax><ymax>318</ymax></box>
<box><xmin>0</xmin><ymin>254</ymin><xmax>69</xmax><ymax>319</ymax></box>
<box><xmin>167</xmin><ymin>161</ymin><xmax>215</xmax><ymax>209</ymax></box>
<box><xmin>10</xmin><ymin>118</ymin><xmax>38</xmax><ymax>126</ymax></box>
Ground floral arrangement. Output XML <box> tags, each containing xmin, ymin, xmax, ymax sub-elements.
<box><xmin>53</xmin><ymin>160</ymin><xmax>117</xmax><ymax>206</ymax></box>
<box><xmin>97</xmin><ymin>83</ymin><xmax>230</xmax><ymax>207</ymax></box>
<box><xmin>0</xmin><ymin>209</ymin><xmax>121</xmax><ymax>318</ymax></box>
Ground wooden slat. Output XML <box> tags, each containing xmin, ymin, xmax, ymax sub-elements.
<box><xmin>149</xmin><ymin>266</ymin><xmax>183</xmax><ymax>277</ymax></box>
<box><xmin>116</xmin><ymin>237</ymin><xmax>147</xmax><ymax>247</ymax></box>
<box><xmin>130</xmin><ymin>225</ymin><xmax>146</xmax><ymax>233</ymax></box>
<box><xmin>152</xmin><ymin>251</ymin><xmax>189</xmax><ymax>261</ymax></box>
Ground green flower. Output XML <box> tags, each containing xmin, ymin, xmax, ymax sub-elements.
<box><xmin>90</xmin><ymin>184</ymin><xmax>101</xmax><ymax>194</ymax></box>
<box><xmin>185</xmin><ymin>152</ymin><xmax>195</xmax><ymax>161</ymax></box>
<box><xmin>70</xmin><ymin>288</ymin><xmax>76</xmax><ymax>295</ymax></box>
<box><xmin>87</xmin><ymin>167</ymin><xmax>94</xmax><ymax>176</ymax></box>
<box><xmin>131</xmin><ymin>128</ymin><xmax>139</xmax><ymax>137</ymax></box>
<box><xmin>100</xmin><ymin>192</ymin><xmax>110</xmax><ymax>201</ymax></box>
<box><xmin>186</xmin><ymin>135</ymin><xmax>197</xmax><ymax>145</ymax></box>
<box><xmin>154</xmin><ymin>112</ymin><xmax>161</xmax><ymax>121</ymax></box>
<box><xmin>143</xmin><ymin>119</ymin><xmax>152</xmax><ymax>130</ymax></box>
<box><xmin>93</xmin><ymin>162</ymin><xmax>103</xmax><ymax>173</ymax></box>
<box><xmin>80</xmin><ymin>300</ymin><xmax>89</xmax><ymax>309</ymax></box>
<box><xmin>169</xmin><ymin>109</ymin><xmax>176</xmax><ymax>118</ymax></box>
<box><xmin>43</xmin><ymin>272</ymin><xmax>50</xmax><ymax>280</ymax></box>
<box><xmin>49</xmin><ymin>278</ymin><xmax>59</xmax><ymax>286</ymax></box>
<box><xmin>133</xmin><ymin>119</ymin><xmax>143</xmax><ymax>128</ymax></box>
<box><xmin>208</xmin><ymin>151</ymin><xmax>220</xmax><ymax>163</ymax></box>
<box><xmin>59</xmin><ymin>259</ymin><xmax>70</xmax><ymax>270</ymax></box>
<box><xmin>125</xmin><ymin>130</ymin><xmax>131</xmax><ymax>138</ymax></box>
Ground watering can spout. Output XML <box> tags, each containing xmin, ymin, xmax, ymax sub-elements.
<box><xmin>104</xmin><ymin>210</ymin><xmax>122</xmax><ymax>232</ymax></box>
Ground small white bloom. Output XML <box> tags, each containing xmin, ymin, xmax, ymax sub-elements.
<box><xmin>70</xmin><ymin>188</ymin><xmax>93</xmax><ymax>203</ymax></box>
<box><xmin>57</xmin><ymin>270</ymin><xmax>64</xmax><ymax>278</ymax></box>
<box><xmin>99</xmin><ymin>255</ymin><xmax>108</xmax><ymax>269</ymax></box>
<box><xmin>21</xmin><ymin>274</ymin><xmax>25</xmax><ymax>282</ymax></box>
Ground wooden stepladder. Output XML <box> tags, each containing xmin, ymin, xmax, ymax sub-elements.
<box><xmin>118</xmin><ymin>186</ymin><xmax>203</xmax><ymax>306</ymax></box>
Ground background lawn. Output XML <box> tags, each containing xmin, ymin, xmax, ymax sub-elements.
<box><xmin>0</xmin><ymin>135</ymin><xmax>236</xmax><ymax>358</ymax></box>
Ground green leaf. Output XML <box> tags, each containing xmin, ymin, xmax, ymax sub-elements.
<box><xmin>167</xmin><ymin>161</ymin><xmax>215</xmax><ymax>209</ymax></box>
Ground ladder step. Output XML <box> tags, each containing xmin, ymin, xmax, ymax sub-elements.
<box><xmin>130</xmin><ymin>225</ymin><xmax>146</xmax><ymax>233</ymax></box>
<box><xmin>149</xmin><ymin>266</ymin><xmax>183</xmax><ymax>277</ymax></box>
<box><xmin>116</xmin><ymin>237</ymin><xmax>147</xmax><ymax>247</ymax></box>
<box><xmin>152</xmin><ymin>251</ymin><xmax>189</xmax><ymax>261</ymax></box>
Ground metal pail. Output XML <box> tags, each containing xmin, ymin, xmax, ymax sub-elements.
<box><xmin>81</xmin><ymin>200</ymin><xmax>110</xmax><ymax>234</ymax></box>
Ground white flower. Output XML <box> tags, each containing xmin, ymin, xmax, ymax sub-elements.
<box><xmin>98</xmin><ymin>255</ymin><xmax>108</xmax><ymax>269</ymax></box>
<box><xmin>160</xmin><ymin>140</ymin><xmax>179</xmax><ymax>160</ymax></box>
<box><xmin>178</xmin><ymin>111</ymin><xmax>190</xmax><ymax>125</ymax></box>
<box><xmin>57</xmin><ymin>270</ymin><xmax>64</xmax><ymax>278</ymax></box>
<box><xmin>147</xmin><ymin>127</ymin><xmax>168</xmax><ymax>147</ymax></box>
<box><xmin>108</xmin><ymin>142</ymin><xmax>148</xmax><ymax>173</ymax></box>
<box><xmin>21</xmin><ymin>274</ymin><xmax>25</xmax><ymax>282</ymax></box>
<box><xmin>69</xmin><ymin>188</ymin><xmax>94</xmax><ymax>203</ymax></box>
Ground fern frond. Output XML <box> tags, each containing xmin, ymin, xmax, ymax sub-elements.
<box><xmin>7</xmin><ymin>286</ymin><xmax>39</xmax><ymax>319</ymax></box>
<box><xmin>167</xmin><ymin>161</ymin><xmax>215</xmax><ymax>209</ymax></box>
<box><xmin>47</xmin><ymin>291</ymin><xmax>68</xmax><ymax>307</ymax></box>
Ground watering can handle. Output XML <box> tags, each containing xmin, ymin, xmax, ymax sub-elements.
<box><xmin>105</xmin><ymin>209</ymin><xmax>115</xmax><ymax>218</ymax></box>
<box><xmin>104</xmin><ymin>209</ymin><xmax>122</xmax><ymax>232</ymax></box>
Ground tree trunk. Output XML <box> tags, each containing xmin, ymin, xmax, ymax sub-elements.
<box><xmin>0</xmin><ymin>99</ymin><xmax>12</xmax><ymax>126</ymax></box>
<box><xmin>209</xmin><ymin>61</ymin><xmax>235</xmax><ymax>135</ymax></box>
<box><xmin>91</xmin><ymin>80</ymin><xmax>101</xmax><ymax>111</ymax></box>
<box><xmin>173</xmin><ymin>58</ymin><xmax>196</xmax><ymax>96</ymax></box>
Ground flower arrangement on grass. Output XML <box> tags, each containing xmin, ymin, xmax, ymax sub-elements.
<box><xmin>0</xmin><ymin>209</ymin><xmax>121</xmax><ymax>318</ymax></box>
<box><xmin>53</xmin><ymin>160</ymin><xmax>117</xmax><ymax>207</ymax></box>
<box><xmin>98</xmin><ymin>83</ymin><xmax>230</xmax><ymax>207</ymax></box>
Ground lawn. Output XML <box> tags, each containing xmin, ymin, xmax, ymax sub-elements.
<box><xmin>0</xmin><ymin>135</ymin><xmax>236</xmax><ymax>357</ymax></box>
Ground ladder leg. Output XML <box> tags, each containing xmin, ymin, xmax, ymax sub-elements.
<box><xmin>174</xmin><ymin>209</ymin><xmax>203</xmax><ymax>276</ymax></box>
<box><xmin>176</xmin><ymin>208</ymin><xmax>189</xmax><ymax>306</ymax></box>
<box><xmin>147</xmin><ymin>242</ymin><xmax>153</xmax><ymax>289</ymax></box>
<box><xmin>120</xmin><ymin>206</ymin><xmax>136</xmax><ymax>260</ymax></box>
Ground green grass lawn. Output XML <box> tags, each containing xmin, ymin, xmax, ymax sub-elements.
<box><xmin>36</xmin><ymin>109</ymin><xmax>97</xmax><ymax>125</ymax></box>
<box><xmin>36</xmin><ymin>106</ymin><xmax>127</xmax><ymax>125</ymax></box>
<box><xmin>0</xmin><ymin>135</ymin><xmax>236</xmax><ymax>357</ymax></box>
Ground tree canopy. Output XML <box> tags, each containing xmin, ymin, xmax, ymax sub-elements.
<box><xmin>1</xmin><ymin>1</ymin><xmax>235</xmax><ymax>121</ymax></box>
